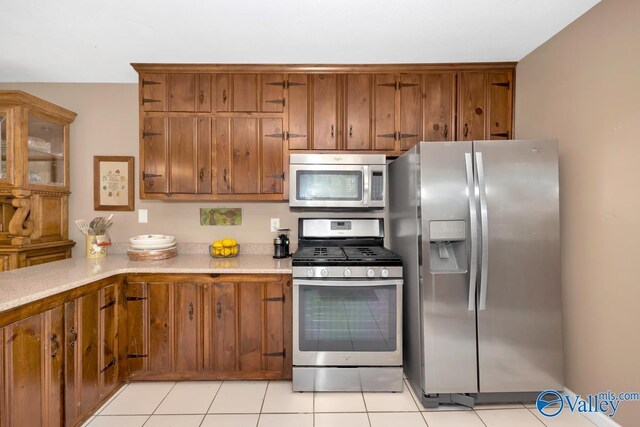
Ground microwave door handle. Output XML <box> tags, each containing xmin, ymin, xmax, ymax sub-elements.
<box><xmin>363</xmin><ymin>166</ymin><xmax>370</xmax><ymax>206</ymax></box>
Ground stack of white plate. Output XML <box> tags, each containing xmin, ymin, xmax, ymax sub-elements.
<box><xmin>129</xmin><ymin>234</ymin><xmax>176</xmax><ymax>251</ymax></box>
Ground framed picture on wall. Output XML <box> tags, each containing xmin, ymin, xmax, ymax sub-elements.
<box><xmin>93</xmin><ymin>156</ymin><xmax>135</xmax><ymax>211</ymax></box>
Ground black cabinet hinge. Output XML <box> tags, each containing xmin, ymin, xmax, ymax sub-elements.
<box><xmin>265</xmin><ymin>98</ymin><xmax>286</xmax><ymax>107</ymax></box>
<box><xmin>263</xmin><ymin>349</ymin><xmax>286</xmax><ymax>358</ymax></box>
<box><xmin>143</xmin><ymin>131</ymin><xmax>162</xmax><ymax>138</ymax></box>
<box><xmin>125</xmin><ymin>296</ymin><xmax>148</xmax><ymax>302</ymax></box>
<box><xmin>100</xmin><ymin>358</ymin><xmax>116</xmax><ymax>373</ymax></box>
<box><xmin>100</xmin><ymin>299</ymin><xmax>116</xmax><ymax>310</ymax></box>
<box><xmin>142</xmin><ymin>80</ymin><xmax>162</xmax><ymax>86</ymax></box>
<box><xmin>490</xmin><ymin>132</ymin><xmax>510</xmax><ymax>138</ymax></box>
<box><xmin>491</xmin><ymin>81</ymin><xmax>511</xmax><ymax>89</ymax></box>
<box><xmin>264</xmin><ymin>295</ymin><xmax>285</xmax><ymax>302</ymax></box>
<box><xmin>142</xmin><ymin>98</ymin><xmax>162</xmax><ymax>105</ymax></box>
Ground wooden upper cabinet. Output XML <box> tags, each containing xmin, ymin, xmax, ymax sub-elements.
<box><xmin>372</xmin><ymin>73</ymin><xmax>422</xmax><ymax>151</ymax></box>
<box><xmin>312</xmin><ymin>74</ymin><xmax>340</xmax><ymax>150</ymax></box>
<box><xmin>459</xmin><ymin>72</ymin><xmax>487</xmax><ymax>141</ymax></box>
<box><xmin>142</xmin><ymin>117</ymin><xmax>168</xmax><ymax>193</ymax></box>
<box><xmin>167</xmin><ymin>74</ymin><xmax>211</xmax><ymax>112</ymax></box>
<box><xmin>216</xmin><ymin>117</ymin><xmax>285</xmax><ymax>196</ymax></box>
<box><xmin>141</xmin><ymin>73</ymin><xmax>166</xmax><ymax>112</ymax></box>
<box><xmin>345</xmin><ymin>74</ymin><xmax>372</xmax><ymax>150</ymax></box>
<box><xmin>424</xmin><ymin>73</ymin><xmax>455</xmax><ymax>141</ymax></box>
<box><xmin>487</xmin><ymin>71</ymin><xmax>513</xmax><ymax>140</ymax></box>
<box><xmin>217</xmin><ymin>74</ymin><xmax>258</xmax><ymax>112</ymax></box>
<box><xmin>459</xmin><ymin>70</ymin><xmax>513</xmax><ymax>141</ymax></box>
<box><xmin>287</xmin><ymin>74</ymin><xmax>309</xmax><ymax>149</ymax></box>
<box><xmin>373</xmin><ymin>74</ymin><xmax>397</xmax><ymax>151</ymax></box>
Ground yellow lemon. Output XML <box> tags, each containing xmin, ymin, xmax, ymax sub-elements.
<box><xmin>223</xmin><ymin>248</ymin><xmax>232</xmax><ymax>256</ymax></box>
<box><xmin>213</xmin><ymin>241</ymin><xmax>223</xmax><ymax>248</ymax></box>
<box><xmin>222</xmin><ymin>239</ymin><xmax>235</xmax><ymax>247</ymax></box>
<box><xmin>231</xmin><ymin>246</ymin><xmax>239</xmax><ymax>255</ymax></box>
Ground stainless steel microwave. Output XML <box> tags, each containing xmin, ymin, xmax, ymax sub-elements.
<box><xmin>289</xmin><ymin>154</ymin><xmax>386</xmax><ymax>210</ymax></box>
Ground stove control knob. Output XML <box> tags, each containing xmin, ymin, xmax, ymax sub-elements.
<box><xmin>381</xmin><ymin>268</ymin><xmax>389</xmax><ymax>278</ymax></box>
<box><xmin>343</xmin><ymin>268</ymin><xmax>352</xmax><ymax>278</ymax></box>
<box><xmin>321</xmin><ymin>268</ymin><xmax>329</xmax><ymax>277</ymax></box>
<box><xmin>366</xmin><ymin>268</ymin><xmax>375</xmax><ymax>278</ymax></box>
<box><xmin>306</xmin><ymin>269</ymin><xmax>314</xmax><ymax>278</ymax></box>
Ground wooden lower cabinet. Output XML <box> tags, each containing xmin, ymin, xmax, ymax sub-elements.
<box><xmin>65</xmin><ymin>282</ymin><xmax>119</xmax><ymax>427</ymax></box>
<box><xmin>0</xmin><ymin>240</ymin><xmax>75</xmax><ymax>272</ymax></box>
<box><xmin>0</xmin><ymin>272</ymin><xmax>290</xmax><ymax>426</ymax></box>
<box><xmin>1</xmin><ymin>306</ymin><xmax>64</xmax><ymax>427</ymax></box>
<box><xmin>123</xmin><ymin>274</ymin><xmax>291</xmax><ymax>380</ymax></box>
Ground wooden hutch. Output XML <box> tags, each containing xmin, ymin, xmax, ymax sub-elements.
<box><xmin>0</xmin><ymin>91</ymin><xmax>75</xmax><ymax>271</ymax></box>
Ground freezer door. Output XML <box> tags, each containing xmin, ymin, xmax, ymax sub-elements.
<box><xmin>418</xmin><ymin>142</ymin><xmax>478</xmax><ymax>394</ymax></box>
<box><xmin>475</xmin><ymin>140</ymin><xmax>564</xmax><ymax>392</ymax></box>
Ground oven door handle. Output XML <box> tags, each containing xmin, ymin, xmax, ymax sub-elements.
<box><xmin>293</xmin><ymin>279</ymin><xmax>403</xmax><ymax>287</ymax></box>
<box><xmin>363</xmin><ymin>166</ymin><xmax>370</xmax><ymax>206</ymax></box>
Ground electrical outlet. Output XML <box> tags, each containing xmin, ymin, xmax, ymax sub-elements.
<box><xmin>138</xmin><ymin>209</ymin><xmax>148</xmax><ymax>223</ymax></box>
<box><xmin>270</xmin><ymin>218</ymin><xmax>280</xmax><ymax>232</ymax></box>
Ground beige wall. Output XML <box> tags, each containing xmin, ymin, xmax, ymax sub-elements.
<box><xmin>0</xmin><ymin>83</ymin><xmax>386</xmax><ymax>256</ymax></box>
<box><xmin>515</xmin><ymin>0</ymin><xmax>640</xmax><ymax>424</ymax></box>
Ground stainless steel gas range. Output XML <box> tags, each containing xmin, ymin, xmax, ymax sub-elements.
<box><xmin>291</xmin><ymin>218</ymin><xmax>403</xmax><ymax>392</ymax></box>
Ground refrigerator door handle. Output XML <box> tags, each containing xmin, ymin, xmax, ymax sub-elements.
<box><xmin>464</xmin><ymin>153</ymin><xmax>478</xmax><ymax>311</ymax></box>
<box><xmin>476</xmin><ymin>151</ymin><xmax>489</xmax><ymax>310</ymax></box>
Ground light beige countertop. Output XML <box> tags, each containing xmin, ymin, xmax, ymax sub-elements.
<box><xmin>0</xmin><ymin>254</ymin><xmax>292</xmax><ymax>313</ymax></box>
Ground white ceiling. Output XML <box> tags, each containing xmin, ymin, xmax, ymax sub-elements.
<box><xmin>1</xmin><ymin>0</ymin><xmax>599</xmax><ymax>83</ymax></box>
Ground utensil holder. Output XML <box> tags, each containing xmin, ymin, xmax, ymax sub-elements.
<box><xmin>86</xmin><ymin>234</ymin><xmax>110</xmax><ymax>259</ymax></box>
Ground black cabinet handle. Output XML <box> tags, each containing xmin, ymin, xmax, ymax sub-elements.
<box><xmin>188</xmin><ymin>302</ymin><xmax>194</xmax><ymax>321</ymax></box>
<box><xmin>199</xmin><ymin>90</ymin><xmax>204</xmax><ymax>104</ymax></box>
<box><xmin>443</xmin><ymin>124</ymin><xmax>448</xmax><ymax>139</ymax></box>
<box><xmin>199</xmin><ymin>168</ymin><xmax>205</xmax><ymax>182</ymax></box>
<box><xmin>330</xmin><ymin>124</ymin><xmax>334</xmax><ymax>139</ymax></box>
<box><xmin>51</xmin><ymin>333</ymin><xmax>60</xmax><ymax>358</ymax></box>
<box><xmin>348</xmin><ymin>125</ymin><xmax>353</xmax><ymax>138</ymax></box>
<box><xmin>464</xmin><ymin>123</ymin><xmax>469</xmax><ymax>138</ymax></box>
<box><xmin>216</xmin><ymin>302</ymin><xmax>222</xmax><ymax>320</ymax></box>
<box><xmin>100</xmin><ymin>358</ymin><xmax>116</xmax><ymax>373</ymax></box>
<box><xmin>69</xmin><ymin>326</ymin><xmax>77</xmax><ymax>348</ymax></box>
<box><xmin>222</xmin><ymin>89</ymin><xmax>227</xmax><ymax>104</ymax></box>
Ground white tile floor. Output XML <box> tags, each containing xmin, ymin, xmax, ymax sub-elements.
<box><xmin>86</xmin><ymin>380</ymin><xmax>596</xmax><ymax>427</ymax></box>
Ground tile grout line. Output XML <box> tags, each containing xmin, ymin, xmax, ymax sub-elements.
<box><xmin>362</xmin><ymin>389</ymin><xmax>374</xmax><ymax>427</ymax></box>
<box><xmin>93</xmin><ymin>382</ymin><xmax>130</xmax><ymax>416</ymax></box>
<box><xmin>256</xmin><ymin>380</ymin><xmax>270</xmax><ymax>427</ymax></box>
<box><xmin>203</xmin><ymin>380</ymin><xmax>225</xmax><ymax>416</ymax></box>
<box><xmin>150</xmin><ymin>382</ymin><xmax>178</xmax><ymax>416</ymax></box>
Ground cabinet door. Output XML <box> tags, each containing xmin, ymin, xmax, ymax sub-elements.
<box><xmin>79</xmin><ymin>291</ymin><xmax>101</xmax><ymax>415</ymax></box>
<box><xmin>345</xmin><ymin>74</ymin><xmax>372</xmax><ymax>150</ymax></box>
<box><xmin>459</xmin><ymin>72</ymin><xmax>487</xmax><ymax>141</ymax></box>
<box><xmin>167</xmin><ymin>73</ymin><xmax>211</xmax><ymax>112</ymax></box>
<box><xmin>487</xmin><ymin>71</ymin><xmax>513</xmax><ymax>140</ymax></box>
<box><xmin>211</xmin><ymin>282</ymin><xmax>237</xmax><ymax>371</ymax></box>
<box><xmin>3</xmin><ymin>307</ymin><xmax>63</xmax><ymax>427</ymax></box>
<box><xmin>175</xmin><ymin>283</ymin><xmax>202</xmax><ymax>372</ymax></box>
<box><xmin>312</xmin><ymin>74</ymin><xmax>340</xmax><ymax>150</ymax></box>
<box><xmin>216</xmin><ymin>118</ymin><xmax>260</xmax><ymax>194</ymax></box>
<box><xmin>238</xmin><ymin>282</ymin><xmax>263</xmax><ymax>371</ymax></box>
<box><xmin>261</xmin><ymin>74</ymin><xmax>285</xmax><ymax>113</ymax></box>
<box><xmin>424</xmin><ymin>73</ymin><xmax>455</xmax><ymax>141</ymax></box>
<box><xmin>123</xmin><ymin>282</ymin><xmax>148</xmax><ymax>377</ymax></box>
<box><xmin>64</xmin><ymin>300</ymin><xmax>80</xmax><ymax>426</ymax></box>
<box><xmin>141</xmin><ymin>73</ymin><xmax>166</xmax><ymax>112</ymax></box>
<box><xmin>264</xmin><ymin>281</ymin><xmax>285</xmax><ymax>372</ymax></box>
<box><xmin>142</xmin><ymin>117</ymin><xmax>168</xmax><ymax>193</ymax></box>
<box><xmin>169</xmin><ymin>117</ymin><xmax>197</xmax><ymax>194</ymax></box>
<box><xmin>374</xmin><ymin>74</ymin><xmax>397</xmax><ymax>151</ymax></box>
<box><xmin>261</xmin><ymin>118</ymin><xmax>285</xmax><ymax>194</ymax></box>
<box><xmin>398</xmin><ymin>73</ymin><xmax>422</xmax><ymax>151</ymax></box>
<box><xmin>217</xmin><ymin>74</ymin><xmax>259</xmax><ymax>112</ymax></box>
<box><xmin>148</xmin><ymin>283</ymin><xmax>172</xmax><ymax>373</ymax></box>
<box><xmin>99</xmin><ymin>284</ymin><xmax>118</xmax><ymax>397</ymax></box>
<box><xmin>287</xmin><ymin>74</ymin><xmax>309</xmax><ymax>149</ymax></box>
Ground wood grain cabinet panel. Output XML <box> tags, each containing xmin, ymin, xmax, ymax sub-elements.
<box><xmin>99</xmin><ymin>284</ymin><xmax>118</xmax><ymax>398</ymax></box>
<box><xmin>459</xmin><ymin>72</ymin><xmax>487</xmax><ymax>141</ymax></box>
<box><xmin>458</xmin><ymin>70</ymin><xmax>513</xmax><ymax>141</ymax></box>
<box><xmin>217</xmin><ymin>74</ymin><xmax>260</xmax><ymax>112</ymax></box>
<box><xmin>373</xmin><ymin>74</ymin><xmax>397</xmax><ymax>151</ymax></box>
<box><xmin>142</xmin><ymin>116</ymin><xmax>168</xmax><ymax>193</ymax></box>
<box><xmin>487</xmin><ymin>71</ymin><xmax>513</xmax><ymax>140</ymax></box>
<box><xmin>345</xmin><ymin>74</ymin><xmax>372</xmax><ymax>150</ymax></box>
<box><xmin>2</xmin><ymin>307</ymin><xmax>63</xmax><ymax>427</ymax></box>
<box><xmin>287</xmin><ymin>74</ymin><xmax>309</xmax><ymax>150</ymax></box>
<box><xmin>141</xmin><ymin>73</ymin><xmax>166</xmax><ymax>112</ymax></box>
<box><xmin>261</xmin><ymin>118</ymin><xmax>285</xmax><ymax>194</ymax></box>
<box><xmin>398</xmin><ymin>73</ymin><xmax>422</xmax><ymax>151</ymax></box>
<box><xmin>424</xmin><ymin>73</ymin><xmax>456</xmax><ymax>141</ymax></box>
<box><xmin>167</xmin><ymin>73</ymin><xmax>211</xmax><ymax>112</ymax></box>
<box><xmin>312</xmin><ymin>74</ymin><xmax>340</xmax><ymax>150</ymax></box>
<box><xmin>261</xmin><ymin>74</ymin><xmax>286</xmax><ymax>113</ymax></box>
<box><xmin>210</xmin><ymin>282</ymin><xmax>237</xmax><ymax>372</ymax></box>
<box><xmin>175</xmin><ymin>283</ymin><xmax>202</xmax><ymax>372</ymax></box>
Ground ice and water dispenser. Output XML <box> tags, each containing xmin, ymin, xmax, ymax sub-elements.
<box><xmin>428</xmin><ymin>220</ymin><xmax>467</xmax><ymax>273</ymax></box>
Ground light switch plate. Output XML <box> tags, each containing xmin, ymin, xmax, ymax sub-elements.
<box><xmin>138</xmin><ymin>209</ymin><xmax>148</xmax><ymax>224</ymax></box>
<box><xmin>270</xmin><ymin>218</ymin><xmax>280</xmax><ymax>232</ymax></box>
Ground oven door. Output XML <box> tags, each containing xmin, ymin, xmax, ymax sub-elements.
<box><xmin>293</xmin><ymin>279</ymin><xmax>402</xmax><ymax>366</ymax></box>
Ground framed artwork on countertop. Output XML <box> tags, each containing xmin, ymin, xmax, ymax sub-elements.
<box><xmin>93</xmin><ymin>155</ymin><xmax>134</xmax><ymax>211</ymax></box>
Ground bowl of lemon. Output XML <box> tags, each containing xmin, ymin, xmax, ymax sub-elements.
<box><xmin>210</xmin><ymin>238</ymin><xmax>239</xmax><ymax>258</ymax></box>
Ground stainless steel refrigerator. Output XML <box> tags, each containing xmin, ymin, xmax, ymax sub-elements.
<box><xmin>389</xmin><ymin>140</ymin><xmax>563</xmax><ymax>407</ymax></box>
